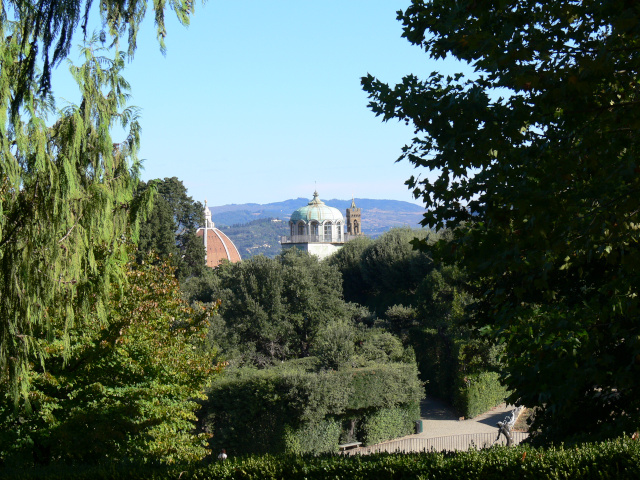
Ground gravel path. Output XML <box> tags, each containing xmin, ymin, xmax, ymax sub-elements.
<box><xmin>348</xmin><ymin>398</ymin><xmax>524</xmax><ymax>454</ymax></box>
<box><xmin>410</xmin><ymin>397</ymin><xmax>514</xmax><ymax>439</ymax></box>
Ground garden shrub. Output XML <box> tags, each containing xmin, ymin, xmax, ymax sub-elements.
<box><xmin>283</xmin><ymin>419</ymin><xmax>341</xmax><ymax>455</ymax></box>
<box><xmin>411</xmin><ymin>328</ymin><xmax>507</xmax><ymax>418</ymax></box>
<box><xmin>348</xmin><ymin>363</ymin><xmax>423</xmax><ymax>410</ymax></box>
<box><xmin>203</xmin><ymin>361</ymin><xmax>423</xmax><ymax>455</ymax></box>
<box><xmin>360</xmin><ymin>403</ymin><xmax>420</xmax><ymax>446</ymax></box>
<box><xmin>455</xmin><ymin>371</ymin><xmax>510</xmax><ymax>419</ymax></box>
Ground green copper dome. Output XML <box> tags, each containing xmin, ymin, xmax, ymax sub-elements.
<box><xmin>290</xmin><ymin>191</ymin><xmax>344</xmax><ymax>224</ymax></box>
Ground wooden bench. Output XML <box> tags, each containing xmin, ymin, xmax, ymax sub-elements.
<box><xmin>338</xmin><ymin>442</ymin><xmax>362</xmax><ymax>451</ymax></box>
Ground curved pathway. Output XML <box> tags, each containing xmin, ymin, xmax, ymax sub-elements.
<box><xmin>414</xmin><ymin>397</ymin><xmax>515</xmax><ymax>439</ymax></box>
<box><xmin>348</xmin><ymin>398</ymin><xmax>524</xmax><ymax>455</ymax></box>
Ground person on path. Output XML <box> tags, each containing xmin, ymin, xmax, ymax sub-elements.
<box><xmin>218</xmin><ymin>448</ymin><xmax>228</xmax><ymax>461</ymax></box>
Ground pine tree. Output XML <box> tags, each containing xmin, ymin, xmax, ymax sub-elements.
<box><xmin>137</xmin><ymin>177</ymin><xmax>206</xmax><ymax>281</ymax></box>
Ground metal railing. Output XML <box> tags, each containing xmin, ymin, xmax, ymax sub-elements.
<box><xmin>344</xmin><ymin>431</ymin><xmax>529</xmax><ymax>455</ymax></box>
<box><xmin>280</xmin><ymin>234</ymin><xmax>354</xmax><ymax>244</ymax></box>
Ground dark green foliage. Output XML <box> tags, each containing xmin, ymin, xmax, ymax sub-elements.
<box><xmin>416</xmin><ymin>263</ymin><xmax>474</xmax><ymax>332</ymax></box>
<box><xmin>326</xmin><ymin>236</ymin><xmax>373</xmax><ymax>306</ymax></box>
<box><xmin>363</xmin><ymin>0</ymin><xmax>640</xmax><ymax>443</ymax></box>
<box><xmin>411</xmin><ymin>329</ymin><xmax>506</xmax><ymax>418</ymax></box>
<box><xmin>455</xmin><ymin>372</ymin><xmax>510</xmax><ymax>420</ymax></box>
<box><xmin>202</xmin><ymin>362</ymin><xmax>423</xmax><ymax>456</ymax></box>
<box><xmin>5</xmin><ymin>437</ymin><xmax>640</xmax><ymax>479</ymax></box>
<box><xmin>384</xmin><ymin>304</ymin><xmax>419</xmax><ymax>333</ymax></box>
<box><xmin>283</xmin><ymin>419</ymin><xmax>342</xmax><ymax>455</ymax></box>
<box><xmin>410</xmin><ymin>261</ymin><xmax>505</xmax><ymax>416</ymax></box>
<box><xmin>347</xmin><ymin>364</ymin><xmax>423</xmax><ymax>411</ymax></box>
<box><xmin>202</xmin><ymin>367</ymin><xmax>349</xmax><ymax>456</ymax></box>
<box><xmin>411</xmin><ymin>329</ymin><xmax>460</xmax><ymax>402</ymax></box>
<box><xmin>137</xmin><ymin>193</ymin><xmax>176</xmax><ymax>258</ymax></box>
<box><xmin>194</xmin><ymin>249</ymin><xmax>355</xmax><ymax>366</ymax></box>
<box><xmin>356</xmin><ymin>328</ymin><xmax>405</xmax><ymax>364</ymax></box>
<box><xmin>360</xmin><ymin>228</ymin><xmax>434</xmax><ymax>313</ymax></box>
<box><xmin>136</xmin><ymin>177</ymin><xmax>205</xmax><ymax>281</ymax></box>
<box><xmin>328</xmin><ymin>227</ymin><xmax>436</xmax><ymax>316</ymax></box>
<box><xmin>311</xmin><ymin>320</ymin><xmax>356</xmax><ymax>370</ymax></box>
<box><xmin>330</xmin><ymin>227</ymin><xmax>505</xmax><ymax>416</ymax></box>
<box><xmin>360</xmin><ymin>403</ymin><xmax>420</xmax><ymax>446</ymax></box>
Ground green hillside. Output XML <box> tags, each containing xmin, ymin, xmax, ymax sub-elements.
<box><xmin>217</xmin><ymin>218</ymin><xmax>288</xmax><ymax>259</ymax></box>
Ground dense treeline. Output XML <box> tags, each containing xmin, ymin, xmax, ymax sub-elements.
<box><xmin>185</xmin><ymin>248</ymin><xmax>368</xmax><ymax>366</ymax></box>
<box><xmin>182</xmin><ymin>246</ymin><xmax>424</xmax><ymax>454</ymax></box>
<box><xmin>326</xmin><ymin>228</ymin><xmax>504</xmax><ymax>417</ymax></box>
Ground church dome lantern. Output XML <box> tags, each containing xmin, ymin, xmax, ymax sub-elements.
<box><xmin>290</xmin><ymin>191</ymin><xmax>344</xmax><ymax>224</ymax></box>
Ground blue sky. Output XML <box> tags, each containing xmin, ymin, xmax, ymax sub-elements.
<box><xmin>55</xmin><ymin>1</ymin><xmax>470</xmax><ymax>206</ymax></box>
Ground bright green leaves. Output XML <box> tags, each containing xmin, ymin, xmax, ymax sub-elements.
<box><xmin>4</xmin><ymin>0</ymin><xmax>198</xmax><ymax>100</ymax></box>
<box><xmin>0</xmin><ymin>40</ymin><xmax>146</xmax><ymax>403</ymax></box>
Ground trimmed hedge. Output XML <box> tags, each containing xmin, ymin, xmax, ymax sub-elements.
<box><xmin>202</xmin><ymin>362</ymin><xmax>423</xmax><ymax>455</ymax></box>
<box><xmin>360</xmin><ymin>403</ymin><xmax>420</xmax><ymax>446</ymax></box>
<box><xmin>4</xmin><ymin>437</ymin><xmax>640</xmax><ymax>479</ymax></box>
<box><xmin>455</xmin><ymin>371</ymin><xmax>510</xmax><ymax>419</ymax></box>
<box><xmin>284</xmin><ymin>419</ymin><xmax>341</xmax><ymax>455</ymax></box>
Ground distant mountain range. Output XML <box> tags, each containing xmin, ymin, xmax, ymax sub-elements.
<box><xmin>208</xmin><ymin>198</ymin><xmax>426</xmax><ymax>259</ymax></box>
<box><xmin>209</xmin><ymin>198</ymin><xmax>425</xmax><ymax>236</ymax></box>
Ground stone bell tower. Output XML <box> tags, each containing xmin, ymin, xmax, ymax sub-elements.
<box><xmin>346</xmin><ymin>197</ymin><xmax>362</xmax><ymax>236</ymax></box>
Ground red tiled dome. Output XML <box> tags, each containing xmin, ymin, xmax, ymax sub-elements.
<box><xmin>196</xmin><ymin>227</ymin><xmax>241</xmax><ymax>268</ymax></box>
<box><xmin>198</xmin><ymin>201</ymin><xmax>241</xmax><ymax>268</ymax></box>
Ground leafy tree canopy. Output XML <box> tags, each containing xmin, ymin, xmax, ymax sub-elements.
<box><xmin>137</xmin><ymin>177</ymin><xmax>205</xmax><ymax>281</ymax></box>
<box><xmin>0</xmin><ymin>255</ymin><xmax>219</xmax><ymax>466</ymax></box>
<box><xmin>195</xmin><ymin>249</ymin><xmax>363</xmax><ymax>367</ymax></box>
<box><xmin>329</xmin><ymin>228</ymin><xmax>436</xmax><ymax>315</ymax></box>
<box><xmin>363</xmin><ymin>0</ymin><xmax>640</xmax><ymax>442</ymax></box>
